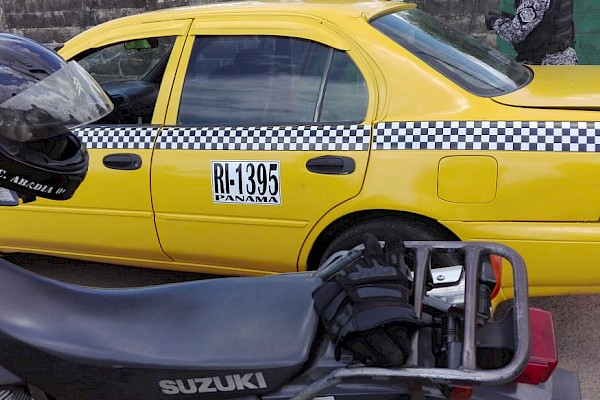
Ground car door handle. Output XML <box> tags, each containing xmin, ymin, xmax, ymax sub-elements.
<box><xmin>103</xmin><ymin>154</ymin><xmax>142</xmax><ymax>170</ymax></box>
<box><xmin>306</xmin><ymin>156</ymin><xmax>355</xmax><ymax>175</ymax></box>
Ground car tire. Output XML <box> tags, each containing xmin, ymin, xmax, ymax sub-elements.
<box><xmin>317</xmin><ymin>215</ymin><xmax>459</xmax><ymax>268</ymax></box>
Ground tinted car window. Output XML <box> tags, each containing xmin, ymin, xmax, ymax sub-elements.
<box><xmin>76</xmin><ymin>37</ymin><xmax>176</xmax><ymax>124</ymax></box>
<box><xmin>178</xmin><ymin>35</ymin><xmax>367</xmax><ymax>125</ymax></box>
<box><xmin>320</xmin><ymin>51</ymin><xmax>368</xmax><ymax>123</ymax></box>
<box><xmin>370</xmin><ymin>9</ymin><xmax>531</xmax><ymax>97</ymax></box>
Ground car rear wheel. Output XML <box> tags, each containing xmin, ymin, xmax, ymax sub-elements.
<box><xmin>317</xmin><ymin>215</ymin><xmax>459</xmax><ymax>268</ymax></box>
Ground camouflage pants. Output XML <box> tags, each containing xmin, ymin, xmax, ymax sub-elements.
<box><xmin>535</xmin><ymin>47</ymin><xmax>578</xmax><ymax>65</ymax></box>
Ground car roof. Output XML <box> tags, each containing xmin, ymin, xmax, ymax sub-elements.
<box><xmin>88</xmin><ymin>0</ymin><xmax>412</xmax><ymax>26</ymax></box>
<box><xmin>59</xmin><ymin>0</ymin><xmax>415</xmax><ymax>57</ymax></box>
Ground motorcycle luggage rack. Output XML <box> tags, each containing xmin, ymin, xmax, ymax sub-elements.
<box><xmin>294</xmin><ymin>241</ymin><xmax>530</xmax><ymax>400</ymax></box>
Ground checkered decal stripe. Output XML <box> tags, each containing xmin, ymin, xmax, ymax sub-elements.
<box><xmin>158</xmin><ymin>125</ymin><xmax>371</xmax><ymax>151</ymax></box>
<box><xmin>73</xmin><ymin>121</ymin><xmax>600</xmax><ymax>152</ymax></box>
<box><xmin>374</xmin><ymin>121</ymin><xmax>600</xmax><ymax>152</ymax></box>
<box><xmin>74</xmin><ymin>126</ymin><xmax>159</xmax><ymax>149</ymax></box>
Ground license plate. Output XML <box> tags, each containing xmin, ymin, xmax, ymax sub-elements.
<box><xmin>211</xmin><ymin>161</ymin><xmax>281</xmax><ymax>205</ymax></box>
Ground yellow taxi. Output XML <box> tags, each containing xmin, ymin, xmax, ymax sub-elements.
<box><xmin>2</xmin><ymin>0</ymin><xmax>600</xmax><ymax>298</ymax></box>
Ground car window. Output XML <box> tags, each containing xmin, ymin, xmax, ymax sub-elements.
<box><xmin>75</xmin><ymin>36</ymin><xmax>176</xmax><ymax>124</ymax></box>
<box><xmin>178</xmin><ymin>35</ymin><xmax>367</xmax><ymax>125</ymax></box>
<box><xmin>370</xmin><ymin>9</ymin><xmax>532</xmax><ymax>97</ymax></box>
<box><xmin>320</xmin><ymin>51</ymin><xmax>368</xmax><ymax>123</ymax></box>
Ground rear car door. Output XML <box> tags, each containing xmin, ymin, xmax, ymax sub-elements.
<box><xmin>152</xmin><ymin>17</ymin><xmax>374</xmax><ymax>273</ymax></box>
<box><xmin>0</xmin><ymin>21</ymin><xmax>191</xmax><ymax>262</ymax></box>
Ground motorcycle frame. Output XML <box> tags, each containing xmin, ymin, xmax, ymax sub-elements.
<box><xmin>294</xmin><ymin>241</ymin><xmax>531</xmax><ymax>400</ymax></box>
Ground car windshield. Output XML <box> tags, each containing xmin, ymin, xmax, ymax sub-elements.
<box><xmin>370</xmin><ymin>8</ymin><xmax>532</xmax><ymax>97</ymax></box>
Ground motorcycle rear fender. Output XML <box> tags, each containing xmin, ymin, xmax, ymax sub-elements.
<box><xmin>476</xmin><ymin>307</ymin><xmax>516</xmax><ymax>369</ymax></box>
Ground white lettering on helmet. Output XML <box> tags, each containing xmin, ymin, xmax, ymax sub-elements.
<box><xmin>9</xmin><ymin>176</ymin><xmax>55</xmax><ymax>194</ymax></box>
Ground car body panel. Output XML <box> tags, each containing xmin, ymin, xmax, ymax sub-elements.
<box><xmin>187</xmin><ymin>16</ymin><xmax>351</xmax><ymax>51</ymax></box>
<box><xmin>447</xmin><ymin>220</ymin><xmax>600</xmax><ymax>297</ymax></box>
<box><xmin>152</xmin><ymin>150</ymin><xmax>369</xmax><ymax>272</ymax></box>
<box><xmin>296</xmin><ymin>146</ymin><xmax>600</xmax><ymax>297</ymax></box>
<box><xmin>348</xmin><ymin>29</ymin><xmax>483</xmax><ymax>123</ymax></box>
<box><xmin>0</xmin><ymin>0</ymin><xmax>599</xmax><ymax>295</ymax></box>
<box><xmin>0</xmin><ymin>19</ymin><xmax>194</xmax><ymax>263</ymax></box>
<box><xmin>0</xmin><ymin>147</ymin><xmax>167</xmax><ymax>261</ymax></box>
<box><xmin>153</xmin><ymin>14</ymin><xmax>373</xmax><ymax>272</ymax></box>
<box><xmin>494</xmin><ymin>65</ymin><xmax>600</xmax><ymax>109</ymax></box>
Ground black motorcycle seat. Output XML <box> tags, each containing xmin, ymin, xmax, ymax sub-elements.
<box><xmin>0</xmin><ymin>258</ymin><xmax>323</xmax><ymax>399</ymax></box>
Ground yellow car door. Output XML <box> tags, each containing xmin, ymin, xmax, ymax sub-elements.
<box><xmin>152</xmin><ymin>16</ymin><xmax>376</xmax><ymax>274</ymax></box>
<box><xmin>0</xmin><ymin>20</ymin><xmax>191</xmax><ymax>265</ymax></box>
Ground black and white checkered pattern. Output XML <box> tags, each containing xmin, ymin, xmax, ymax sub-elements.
<box><xmin>74</xmin><ymin>126</ymin><xmax>159</xmax><ymax>150</ymax></box>
<box><xmin>374</xmin><ymin>121</ymin><xmax>600</xmax><ymax>152</ymax></box>
<box><xmin>74</xmin><ymin>121</ymin><xmax>600</xmax><ymax>152</ymax></box>
<box><xmin>157</xmin><ymin>125</ymin><xmax>371</xmax><ymax>151</ymax></box>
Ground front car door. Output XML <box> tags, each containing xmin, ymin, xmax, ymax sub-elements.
<box><xmin>151</xmin><ymin>16</ymin><xmax>375</xmax><ymax>274</ymax></box>
<box><xmin>0</xmin><ymin>21</ymin><xmax>190</xmax><ymax>264</ymax></box>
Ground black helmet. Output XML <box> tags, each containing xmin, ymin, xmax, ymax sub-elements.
<box><xmin>0</xmin><ymin>34</ymin><xmax>113</xmax><ymax>201</ymax></box>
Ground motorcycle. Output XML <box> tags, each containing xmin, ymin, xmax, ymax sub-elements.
<box><xmin>0</xmin><ymin>239</ymin><xmax>581</xmax><ymax>400</ymax></box>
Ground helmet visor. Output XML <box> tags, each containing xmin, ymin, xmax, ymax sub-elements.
<box><xmin>0</xmin><ymin>61</ymin><xmax>113</xmax><ymax>142</ymax></box>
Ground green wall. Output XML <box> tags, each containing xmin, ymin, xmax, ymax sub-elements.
<box><xmin>497</xmin><ymin>0</ymin><xmax>600</xmax><ymax>64</ymax></box>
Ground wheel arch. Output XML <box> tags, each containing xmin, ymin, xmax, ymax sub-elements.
<box><xmin>305</xmin><ymin>209</ymin><xmax>460</xmax><ymax>269</ymax></box>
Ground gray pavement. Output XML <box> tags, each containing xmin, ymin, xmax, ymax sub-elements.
<box><xmin>528</xmin><ymin>295</ymin><xmax>598</xmax><ymax>400</ymax></box>
<box><xmin>3</xmin><ymin>253</ymin><xmax>597</xmax><ymax>399</ymax></box>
